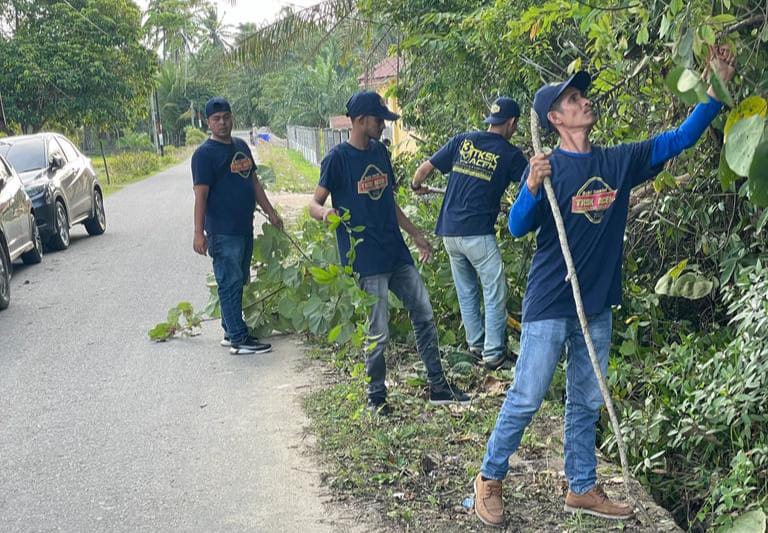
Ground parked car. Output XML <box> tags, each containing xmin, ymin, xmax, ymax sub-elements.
<box><xmin>0</xmin><ymin>153</ymin><xmax>43</xmax><ymax>310</ymax></box>
<box><xmin>0</xmin><ymin>133</ymin><xmax>106</xmax><ymax>251</ymax></box>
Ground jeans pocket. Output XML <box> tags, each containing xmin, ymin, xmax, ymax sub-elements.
<box><xmin>207</xmin><ymin>233</ymin><xmax>217</xmax><ymax>258</ymax></box>
<box><xmin>461</xmin><ymin>235</ymin><xmax>490</xmax><ymax>264</ymax></box>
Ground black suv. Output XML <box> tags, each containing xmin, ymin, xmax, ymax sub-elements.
<box><xmin>0</xmin><ymin>133</ymin><xmax>106</xmax><ymax>250</ymax></box>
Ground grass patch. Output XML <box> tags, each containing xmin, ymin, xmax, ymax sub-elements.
<box><xmin>254</xmin><ymin>143</ymin><xmax>318</xmax><ymax>193</ymax></box>
<box><xmin>302</xmin><ymin>344</ymin><xmax>642</xmax><ymax>532</ymax></box>
<box><xmin>90</xmin><ymin>146</ymin><xmax>194</xmax><ymax>197</ymax></box>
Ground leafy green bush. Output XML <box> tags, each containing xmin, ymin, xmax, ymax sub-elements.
<box><xmin>184</xmin><ymin>125</ymin><xmax>207</xmax><ymax>146</ymax></box>
<box><xmin>117</xmin><ymin>131</ymin><xmax>153</xmax><ymax>152</ymax></box>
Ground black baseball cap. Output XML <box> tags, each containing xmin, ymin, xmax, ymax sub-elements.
<box><xmin>533</xmin><ymin>71</ymin><xmax>591</xmax><ymax>132</ymax></box>
<box><xmin>484</xmin><ymin>97</ymin><xmax>521</xmax><ymax>124</ymax></box>
<box><xmin>205</xmin><ymin>96</ymin><xmax>231</xmax><ymax>118</ymax></box>
<box><xmin>345</xmin><ymin>91</ymin><xmax>400</xmax><ymax>120</ymax></box>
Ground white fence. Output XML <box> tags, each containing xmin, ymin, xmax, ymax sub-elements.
<box><xmin>286</xmin><ymin>125</ymin><xmax>351</xmax><ymax>166</ymax></box>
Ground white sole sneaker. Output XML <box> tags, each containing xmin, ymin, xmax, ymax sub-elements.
<box><xmin>229</xmin><ymin>345</ymin><xmax>272</xmax><ymax>355</ymax></box>
<box><xmin>220</xmin><ymin>338</ymin><xmax>232</xmax><ymax>347</ymax></box>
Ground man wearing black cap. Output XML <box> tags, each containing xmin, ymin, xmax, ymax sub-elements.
<box><xmin>474</xmin><ymin>47</ymin><xmax>735</xmax><ymax>528</ymax></box>
<box><xmin>192</xmin><ymin>96</ymin><xmax>283</xmax><ymax>355</ymax></box>
<box><xmin>410</xmin><ymin>97</ymin><xmax>528</xmax><ymax>370</ymax></box>
<box><xmin>309</xmin><ymin>91</ymin><xmax>470</xmax><ymax>415</ymax></box>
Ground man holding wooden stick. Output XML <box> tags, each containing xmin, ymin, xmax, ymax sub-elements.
<box><xmin>474</xmin><ymin>47</ymin><xmax>735</xmax><ymax>528</ymax></box>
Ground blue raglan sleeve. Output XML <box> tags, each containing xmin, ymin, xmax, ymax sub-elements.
<box><xmin>508</xmin><ymin>166</ymin><xmax>543</xmax><ymax>237</ymax></box>
<box><xmin>191</xmin><ymin>146</ymin><xmax>215</xmax><ymax>187</ymax></box>
<box><xmin>628</xmin><ymin>96</ymin><xmax>724</xmax><ymax>187</ymax></box>
<box><xmin>429</xmin><ymin>135</ymin><xmax>460</xmax><ymax>173</ymax></box>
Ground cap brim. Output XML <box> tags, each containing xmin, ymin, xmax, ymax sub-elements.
<box><xmin>484</xmin><ymin>116</ymin><xmax>506</xmax><ymax>125</ymax></box>
<box><xmin>381</xmin><ymin>110</ymin><xmax>400</xmax><ymax>121</ymax></box>
<box><xmin>567</xmin><ymin>70</ymin><xmax>591</xmax><ymax>93</ymax></box>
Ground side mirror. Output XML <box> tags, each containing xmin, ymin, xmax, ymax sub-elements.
<box><xmin>50</xmin><ymin>154</ymin><xmax>65</xmax><ymax>170</ymax></box>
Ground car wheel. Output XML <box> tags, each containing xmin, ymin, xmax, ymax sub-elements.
<box><xmin>84</xmin><ymin>189</ymin><xmax>106</xmax><ymax>236</ymax></box>
<box><xmin>49</xmin><ymin>200</ymin><xmax>70</xmax><ymax>251</ymax></box>
<box><xmin>21</xmin><ymin>217</ymin><xmax>43</xmax><ymax>265</ymax></box>
<box><xmin>0</xmin><ymin>243</ymin><xmax>10</xmax><ymax>310</ymax></box>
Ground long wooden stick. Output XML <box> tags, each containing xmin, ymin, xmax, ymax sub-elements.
<box><xmin>529</xmin><ymin>109</ymin><xmax>654</xmax><ymax>528</ymax></box>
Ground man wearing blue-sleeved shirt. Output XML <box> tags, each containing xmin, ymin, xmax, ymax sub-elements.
<box><xmin>411</xmin><ymin>98</ymin><xmax>528</xmax><ymax>370</ymax></box>
<box><xmin>473</xmin><ymin>47</ymin><xmax>736</xmax><ymax>528</ymax></box>
<box><xmin>192</xmin><ymin>97</ymin><xmax>283</xmax><ymax>355</ymax></box>
<box><xmin>309</xmin><ymin>91</ymin><xmax>470</xmax><ymax>416</ymax></box>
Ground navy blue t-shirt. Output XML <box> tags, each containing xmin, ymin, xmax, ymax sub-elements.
<box><xmin>191</xmin><ymin>138</ymin><xmax>256</xmax><ymax>235</ymax></box>
<box><xmin>319</xmin><ymin>141</ymin><xmax>413</xmax><ymax>277</ymax></box>
<box><xmin>518</xmin><ymin>141</ymin><xmax>660</xmax><ymax>322</ymax></box>
<box><xmin>429</xmin><ymin>131</ymin><xmax>527</xmax><ymax>236</ymax></box>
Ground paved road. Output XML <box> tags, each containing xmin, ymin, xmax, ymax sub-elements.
<box><xmin>0</xmin><ymin>153</ymin><xmax>360</xmax><ymax>532</ymax></box>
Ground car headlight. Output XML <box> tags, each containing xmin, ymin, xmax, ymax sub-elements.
<box><xmin>26</xmin><ymin>183</ymin><xmax>47</xmax><ymax>197</ymax></box>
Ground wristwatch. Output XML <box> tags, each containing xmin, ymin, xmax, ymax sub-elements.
<box><xmin>410</xmin><ymin>181</ymin><xmax>422</xmax><ymax>191</ymax></box>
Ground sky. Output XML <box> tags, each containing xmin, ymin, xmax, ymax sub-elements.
<box><xmin>134</xmin><ymin>0</ymin><xmax>323</xmax><ymax>28</ymax></box>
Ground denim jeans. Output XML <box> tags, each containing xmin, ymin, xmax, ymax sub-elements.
<box><xmin>480</xmin><ymin>308</ymin><xmax>612</xmax><ymax>495</ymax></box>
<box><xmin>207</xmin><ymin>233</ymin><xmax>253</xmax><ymax>344</ymax></box>
<box><xmin>442</xmin><ymin>235</ymin><xmax>507</xmax><ymax>359</ymax></box>
<box><xmin>358</xmin><ymin>263</ymin><xmax>447</xmax><ymax>403</ymax></box>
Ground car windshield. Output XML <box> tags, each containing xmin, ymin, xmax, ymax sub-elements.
<box><xmin>0</xmin><ymin>138</ymin><xmax>46</xmax><ymax>176</ymax></box>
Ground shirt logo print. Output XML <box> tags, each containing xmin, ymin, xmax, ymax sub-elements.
<box><xmin>230</xmin><ymin>152</ymin><xmax>253</xmax><ymax>178</ymax></box>
<box><xmin>452</xmin><ymin>139</ymin><xmax>499</xmax><ymax>181</ymax></box>
<box><xmin>357</xmin><ymin>164</ymin><xmax>388</xmax><ymax>200</ymax></box>
<box><xmin>571</xmin><ymin>176</ymin><xmax>616</xmax><ymax>224</ymax></box>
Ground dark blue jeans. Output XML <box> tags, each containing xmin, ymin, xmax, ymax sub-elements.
<box><xmin>207</xmin><ymin>233</ymin><xmax>253</xmax><ymax>344</ymax></box>
<box><xmin>358</xmin><ymin>263</ymin><xmax>446</xmax><ymax>403</ymax></box>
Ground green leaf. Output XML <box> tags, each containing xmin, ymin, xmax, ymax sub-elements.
<box><xmin>726</xmin><ymin>115</ymin><xmax>765</xmax><ymax>177</ymax></box>
<box><xmin>148</xmin><ymin>322</ymin><xmax>173</xmax><ymax>341</ymax></box>
<box><xmin>698</xmin><ymin>25</ymin><xmax>716</xmax><ymax>45</ymax></box>
<box><xmin>309</xmin><ymin>266</ymin><xmax>335</xmax><ymax>283</ymax></box>
<box><xmin>721</xmin><ymin>509</ymin><xmax>766</xmax><ymax>533</ymax></box>
<box><xmin>673</xmin><ymin>272</ymin><xmax>713</xmax><ymax>300</ymax></box>
<box><xmin>677</xmin><ymin>69</ymin><xmax>700</xmax><ymax>93</ymax></box>
<box><xmin>654</xmin><ymin>273</ymin><xmax>674</xmax><ymax>296</ymax></box>
<box><xmin>327</xmin><ymin>324</ymin><xmax>342</xmax><ymax>343</ymax></box>
<box><xmin>747</xmin><ymin>140</ymin><xmax>768</xmax><ymax>207</ymax></box>
<box><xmin>725</xmin><ymin>96</ymin><xmax>768</xmax><ymax>141</ymax></box>
<box><xmin>669</xmin><ymin>259</ymin><xmax>689</xmax><ymax>279</ymax></box>
<box><xmin>719</xmin><ymin>149</ymin><xmax>740</xmax><ymax>191</ymax></box>
<box><xmin>709</xmin><ymin>65</ymin><xmax>734</xmax><ymax>107</ymax></box>
<box><xmin>636</xmin><ymin>25</ymin><xmax>649</xmax><ymax>45</ymax></box>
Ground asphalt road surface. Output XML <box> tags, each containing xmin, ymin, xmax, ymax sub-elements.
<box><xmin>0</xmin><ymin>151</ymin><xmax>362</xmax><ymax>532</ymax></box>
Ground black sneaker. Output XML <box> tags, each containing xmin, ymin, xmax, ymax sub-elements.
<box><xmin>429</xmin><ymin>382</ymin><xmax>471</xmax><ymax>406</ymax></box>
<box><xmin>468</xmin><ymin>346</ymin><xmax>483</xmax><ymax>364</ymax></box>
<box><xmin>220</xmin><ymin>335</ymin><xmax>232</xmax><ymax>347</ymax></box>
<box><xmin>366</xmin><ymin>400</ymin><xmax>391</xmax><ymax>417</ymax></box>
<box><xmin>483</xmin><ymin>354</ymin><xmax>506</xmax><ymax>371</ymax></box>
<box><xmin>230</xmin><ymin>336</ymin><xmax>272</xmax><ymax>355</ymax></box>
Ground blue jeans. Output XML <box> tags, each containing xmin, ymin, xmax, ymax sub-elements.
<box><xmin>480</xmin><ymin>308</ymin><xmax>612</xmax><ymax>495</ymax></box>
<box><xmin>359</xmin><ymin>263</ymin><xmax>446</xmax><ymax>403</ymax></box>
<box><xmin>207</xmin><ymin>233</ymin><xmax>253</xmax><ymax>344</ymax></box>
<box><xmin>442</xmin><ymin>235</ymin><xmax>507</xmax><ymax>359</ymax></box>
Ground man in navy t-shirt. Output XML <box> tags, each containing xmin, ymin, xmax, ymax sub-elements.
<box><xmin>411</xmin><ymin>97</ymin><xmax>527</xmax><ymax>370</ymax></box>
<box><xmin>192</xmin><ymin>97</ymin><xmax>283</xmax><ymax>355</ymax></box>
<box><xmin>309</xmin><ymin>91</ymin><xmax>470</xmax><ymax>415</ymax></box>
<box><xmin>473</xmin><ymin>47</ymin><xmax>736</xmax><ymax>528</ymax></box>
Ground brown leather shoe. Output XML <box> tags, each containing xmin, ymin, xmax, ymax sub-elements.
<box><xmin>474</xmin><ymin>473</ymin><xmax>505</xmax><ymax>528</ymax></box>
<box><xmin>564</xmin><ymin>485</ymin><xmax>634</xmax><ymax>520</ymax></box>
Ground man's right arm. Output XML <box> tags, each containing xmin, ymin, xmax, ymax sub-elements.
<box><xmin>508</xmin><ymin>152</ymin><xmax>551</xmax><ymax>237</ymax></box>
<box><xmin>193</xmin><ymin>185</ymin><xmax>209</xmax><ymax>255</ymax></box>
<box><xmin>309</xmin><ymin>186</ymin><xmax>337</xmax><ymax>223</ymax></box>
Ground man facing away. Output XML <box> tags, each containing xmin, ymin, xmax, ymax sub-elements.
<box><xmin>192</xmin><ymin>96</ymin><xmax>283</xmax><ymax>355</ymax></box>
<box><xmin>474</xmin><ymin>47</ymin><xmax>736</xmax><ymax>528</ymax></box>
<box><xmin>411</xmin><ymin>97</ymin><xmax>528</xmax><ymax>370</ymax></box>
<box><xmin>309</xmin><ymin>91</ymin><xmax>470</xmax><ymax>416</ymax></box>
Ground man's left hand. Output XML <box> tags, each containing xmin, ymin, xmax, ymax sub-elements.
<box><xmin>413</xmin><ymin>233</ymin><xmax>432</xmax><ymax>263</ymax></box>
<box><xmin>710</xmin><ymin>44</ymin><xmax>736</xmax><ymax>83</ymax></box>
